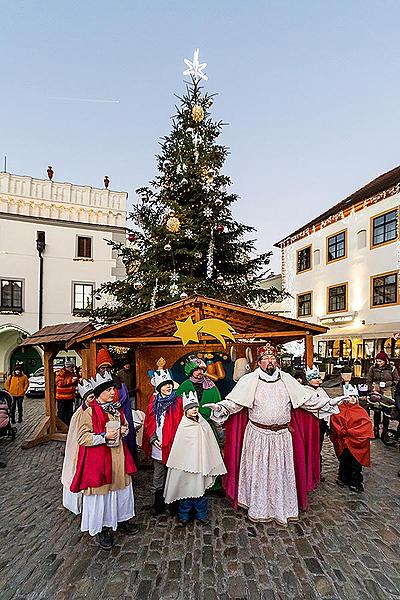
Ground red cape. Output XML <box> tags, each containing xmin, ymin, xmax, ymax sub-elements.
<box><xmin>330</xmin><ymin>403</ymin><xmax>374</xmax><ymax>467</ymax></box>
<box><xmin>142</xmin><ymin>394</ymin><xmax>183</xmax><ymax>464</ymax></box>
<box><xmin>70</xmin><ymin>401</ymin><xmax>137</xmax><ymax>493</ymax></box>
<box><xmin>223</xmin><ymin>407</ymin><xmax>320</xmax><ymax>512</ymax></box>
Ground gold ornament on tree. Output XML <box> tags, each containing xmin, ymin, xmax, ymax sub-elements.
<box><xmin>166</xmin><ymin>215</ymin><xmax>181</xmax><ymax>233</ymax></box>
<box><xmin>192</xmin><ymin>105</ymin><xmax>204</xmax><ymax>123</ymax></box>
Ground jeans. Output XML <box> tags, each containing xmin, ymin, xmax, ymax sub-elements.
<box><xmin>178</xmin><ymin>496</ymin><xmax>208</xmax><ymax>522</ymax></box>
<box><xmin>57</xmin><ymin>400</ymin><xmax>74</xmax><ymax>426</ymax></box>
<box><xmin>11</xmin><ymin>396</ymin><xmax>24</xmax><ymax>422</ymax></box>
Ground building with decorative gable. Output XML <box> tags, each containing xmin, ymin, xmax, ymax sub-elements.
<box><xmin>0</xmin><ymin>171</ymin><xmax>127</xmax><ymax>376</ymax></box>
<box><xmin>275</xmin><ymin>165</ymin><xmax>400</xmax><ymax>372</ymax></box>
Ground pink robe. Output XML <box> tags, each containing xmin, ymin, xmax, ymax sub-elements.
<box><xmin>223</xmin><ymin>392</ymin><xmax>320</xmax><ymax>514</ymax></box>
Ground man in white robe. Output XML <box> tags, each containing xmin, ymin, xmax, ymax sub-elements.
<box><xmin>205</xmin><ymin>344</ymin><xmax>342</xmax><ymax>525</ymax></box>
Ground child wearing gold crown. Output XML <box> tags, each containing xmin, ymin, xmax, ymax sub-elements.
<box><xmin>142</xmin><ymin>365</ymin><xmax>183</xmax><ymax>515</ymax></box>
<box><xmin>164</xmin><ymin>391</ymin><xmax>227</xmax><ymax>526</ymax></box>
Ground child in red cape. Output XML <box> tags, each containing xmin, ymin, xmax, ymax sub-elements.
<box><xmin>330</xmin><ymin>384</ymin><xmax>374</xmax><ymax>493</ymax></box>
<box><xmin>142</xmin><ymin>368</ymin><xmax>183</xmax><ymax>515</ymax></box>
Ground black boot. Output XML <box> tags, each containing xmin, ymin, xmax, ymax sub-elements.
<box><xmin>374</xmin><ymin>427</ymin><xmax>380</xmax><ymax>439</ymax></box>
<box><xmin>118</xmin><ymin>520</ymin><xmax>139</xmax><ymax>535</ymax></box>
<box><xmin>97</xmin><ymin>528</ymin><xmax>113</xmax><ymax>550</ymax></box>
<box><xmin>150</xmin><ymin>489</ymin><xmax>166</xmax><ymax>516</ymax></box>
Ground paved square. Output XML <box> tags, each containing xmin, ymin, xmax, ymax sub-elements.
<box><xmin>1</xmin><ymin>396</ymin><xmax>399</xmax><ymax>600</ymax></box>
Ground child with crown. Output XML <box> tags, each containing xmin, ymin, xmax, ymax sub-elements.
<box><xmin>163</xmin><ymin>391</ymin><xmax>226</xmax><ymax>526</ymax></box>
<box><xmin>68</xmin><ymin>372</ymin><xmax>138</xmax><ymax>550</ymax></box>
<box><xmin>142</xmin><ymin>360</ymin><xmax>184</xmax><ymax>516</ymax></box>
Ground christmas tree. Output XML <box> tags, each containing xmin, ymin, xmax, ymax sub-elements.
<box><xmin>91</xmin><ymin>50</ymin><xmax>283</xmax><ymax>324</ymax></box>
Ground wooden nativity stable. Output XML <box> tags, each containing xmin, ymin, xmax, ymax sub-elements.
<box><xmin>20</xmin><ymin>295</ymin><xmax>327</xmax><ymax>448</ymax></box>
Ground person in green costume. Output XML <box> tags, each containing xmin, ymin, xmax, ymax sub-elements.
<box><xmin>177</xmin><ymin>358</ymin><xmax>221</xmax><ymax>421</ymax></box>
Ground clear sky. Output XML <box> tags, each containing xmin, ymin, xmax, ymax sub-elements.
<box><xmin>2</xmin><ymin>1</ymin><xmax>400</xmax><ymax>271</ymax></box>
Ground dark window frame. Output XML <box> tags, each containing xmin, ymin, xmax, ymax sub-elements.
<box><xmin>76</xmin><ymin>236</ymin><xmax>93</xmax><ymax>259</ymax></box>
<box><xmin>371</xmin><ymin>272</ymin><xmax>398</xmax><ymax>307</ymax></box>
<box><xmin>297</xmin><ymin>292</ymin><xmax>312</xmax><ymax>317</ymax></box>
<box><xmin>0</xmin><ymin>278</ymin><xmax>23</xmax><ymax>312</ymax></box>
<box><xmin>296</xmin><ymin>245</ymin><xmax>312</xmax><ymax>273</ymax></box>
<box><xmin>327</xmin><ymin>230</ymin><xmax>346</xmax><ymax>263</ymax></box>
<box><xmin>371</xmin><ymin>209</ymin><xmax>398</xmax><ymax>248</ymax></box>
<box><xmin>327</xmin><ymin>283</ymin><xmax>348</xmax><ymax>313</ymax></box>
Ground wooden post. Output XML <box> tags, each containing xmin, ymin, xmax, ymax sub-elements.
<box><xmin>45</xmin><ymin>346</ymin><xmax>58</xmax><ymax>433</ymax></box>
<box><xmin>78</xmin><ymin>346</ymin><xmax>91</xmax><ymax>379</ymax></box>
<box><xmin>305</xmin><ymin>334</ymin><xmax>314</xmax><ymax>368</ymax></box>
<box><xmin>89</xmin><ymin>341</ymin><xmax>97</xmax><ymax>377</ymax></box>
<box><xmin>21</xmin><ymin>344</ymin><xmax>65</xmax><ymax>448</ymax></box>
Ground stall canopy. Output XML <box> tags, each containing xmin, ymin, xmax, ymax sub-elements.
<box><xmin>19</xmin><ymin>321</ymin><xmax>94</xmax><ymax>448</ymax></box>
<box><xmin>71</xmin><ymin>295</ymin><xmax>327</xmax><ymax>347</ymax></box>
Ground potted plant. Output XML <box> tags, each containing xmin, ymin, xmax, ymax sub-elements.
<box><xmin>341</xmin><ymin>365</ymin><xmax>352</xmax><ymax>382</ymax></box>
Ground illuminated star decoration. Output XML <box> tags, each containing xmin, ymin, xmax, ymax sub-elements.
<box><xmin>173</xmin><ymin>316</ymin><xmax>235</xmax><ymax>348</ymax></box>
<box><xmin>183</xmin><ymin>48</ymin><xmax>208</xmax><ymax>82</ymax></box>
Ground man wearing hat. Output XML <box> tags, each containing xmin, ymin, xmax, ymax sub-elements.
<box><xmin>367</xmin><ymin>351</ymin><xmax>399</xmax><ymax>439</ymax></box>
<box><xmin>56</xmin><ymin>361</ymin><xmax>78</xmax><ymax>426</ymax></box>
<box><xmin>142</xmin><ymin>368</ymin><xmax>183</xmax><ymax>515</ymax></box>
<box><xmin>205</xmin><ymin>343</ymin><xmax>342</xmax><ymax>525</ymax></box>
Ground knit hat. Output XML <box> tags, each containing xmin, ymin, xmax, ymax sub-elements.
<box><xmin>90</xmin><ymin>372</ymin><xmax>114</xmax><ymax>397</ymax></box>
<box><xmin>184</xmin><ymin>357</ymin><xmax>206</xmax><ymax>377</ymax></box>
<box><xmin>306</xmin><ymin>366</ymin><xmax>321</xmax><ymax>382</ymax></box>
<box><xmin>96</xmin><ymin>347</ymin><xmax>113</xmax><ymax>369</ymax></box>
<box><xmin>182</xmin><ymin>390</ymin><xmax>199</xmax><ymax>412</ymax></box>
<box><xmin>78</xmin><ymin>379</ymin><xmax>94</xmax><ymax>401</ymax></box>
<box><xmin>151</xmin><ymin>369</ymin><xmax>174</xmax><ymax>392</ymax></box>
<box><xmin>375</xmin><ymin>351</ymin><xmax>389</xmax><ymax>364</ymax></box>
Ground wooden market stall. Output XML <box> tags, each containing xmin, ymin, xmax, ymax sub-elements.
<box><xmin>19</xmin><ymin>296</ymin><xmax>327</xmax><ymax>447</ymax></box>
<box><xmin>70</xmin><ymin>295</ymin><xmax>328</xmax><ymax>413</ymax></box>
<box><xmin>19</xmin><ymin>321</ymin><xmax>94</xmax><ymax>448</ymax></box>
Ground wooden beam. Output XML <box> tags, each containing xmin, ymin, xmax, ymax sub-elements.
<box><xmin>89</xmin><ymin>341</ymin><xmax>97</xmax><ymax>377</ymax></box>
<box><xmin>94</xmin><ymin>331</ymin><xmax>311</xmax><ymax>345</ymax></box>
<box><xmin>305</xmin><ymin>334</ymin><xmax>314</xmax><ymax>368</ymax></box>
<box><xmin>77</xmin><ymin>346</ymin><xmax>91</xmax><ymax>379</ymax></box>
<box><xmin>20</xmin><ymin>416</ymin><xmax>51</xmax><ymax>448</ymax></box>
<box><xmin>44</xmin><ymin>347</ymin><xmax>58</xmax><ymax>434</ymax></box>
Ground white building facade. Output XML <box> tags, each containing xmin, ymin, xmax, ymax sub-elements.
<box><xmin>0</xmin><ymin>172</ymin><xmax>127</xmax><ymax>376</ymax></box>
<box><xmin>276</xmin><ymin>166</ymin><xmax>400</xmax><ymax>373</ymax></box>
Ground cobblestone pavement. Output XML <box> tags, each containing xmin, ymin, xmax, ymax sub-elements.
<box><xmin>1</xmin><ymin>395</ymin><xmax>400</xmax><ymax>600</ymax></box>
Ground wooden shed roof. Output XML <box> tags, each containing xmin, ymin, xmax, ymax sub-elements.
<box><xmin>20</xmin><ymin>322</ymin><xmax>93</xmax><ymax>347</ymax></box>
<box><xmin>70</xmin><ymin>295</ymin><xmax>327</xmax><ymax>346</ymax></box>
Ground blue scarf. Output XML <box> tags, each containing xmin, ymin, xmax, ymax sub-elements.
<box><xmin>154</xmin><ymin>390</ymin><xmax>177</xmax><ymax>426</ymax></box>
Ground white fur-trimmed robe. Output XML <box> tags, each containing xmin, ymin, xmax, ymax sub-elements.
<box><xmin>164</xmin><ymin>414</ymin><xmax>227</xmax><ymax>503</ymax></box>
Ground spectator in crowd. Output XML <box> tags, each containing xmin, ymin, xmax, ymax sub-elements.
<box><xmin>5</xmin><ymin>363</ymin><xmax>29</xmax><ymax>424</ymax></box>
<box><xmin>367</xmin><ymin>351</ymin><xmax>399</xmax><ymax>439</ymax></box>
<box><xmin>56</xmin><ymin>361</ymin><xmax>78</xmax><ymax>426</ymax></box>
<box><xmin>117</xmin><ymin>359</ymin><xmax>135</xmax><ymax>401</ymax></box>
